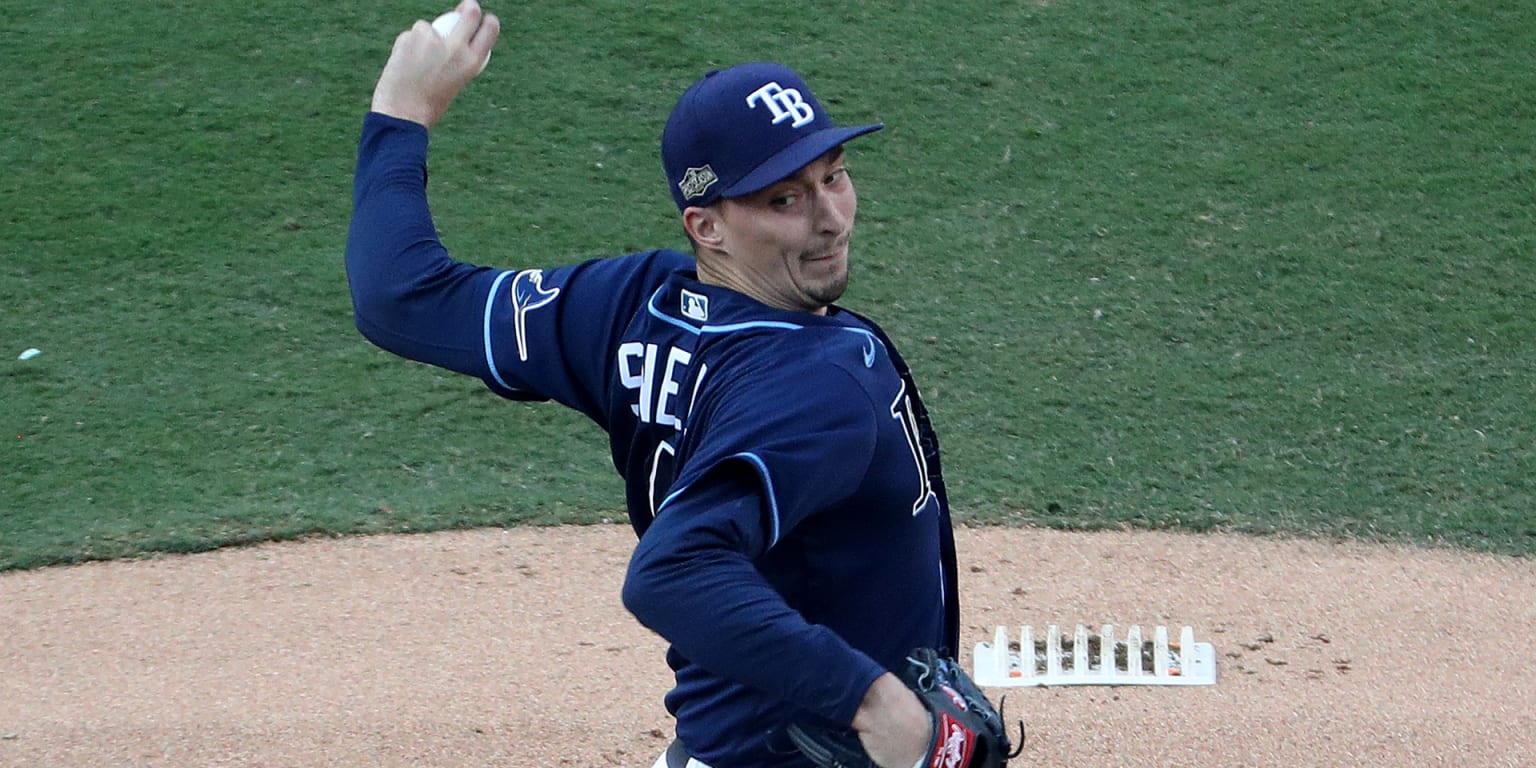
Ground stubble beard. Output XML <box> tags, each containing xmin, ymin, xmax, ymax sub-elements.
<box><xmin>800</xmin><ymin>251</ymin><xmax>850</xmax><ymax>308</ymax></box>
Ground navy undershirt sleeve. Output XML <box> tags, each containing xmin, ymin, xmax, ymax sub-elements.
<box><xmin>345</xmin><ymin>112</ymin><xmax>504</xmax><ymax>379</ymax></box>
<box><xmin>345</xmin><ymin>112</ymin><xmax>696</xmax><ymax>416</ymax></box>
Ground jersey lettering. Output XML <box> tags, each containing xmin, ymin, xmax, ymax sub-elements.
<box><xmin>647</xmin><ymin>439</ymin><xmax>676</xmax><ymax>520</ymax></box>
<box><xmin>890</xmin><ymin>381</ymin><xmax>937</xmax><ymax>516</ymax></box>
<box><xmin>656</xmin><ymin>346</ymin><xmax>691</xmax><ymax>428</ymax></box>
<box><xmin>618</xmin><ymin>341</ymin><xmax>693</xmax><ymax>428</ymax></box>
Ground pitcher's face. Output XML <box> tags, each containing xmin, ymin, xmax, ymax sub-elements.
<box><xmin>711</xmin><ymin>148</ymin><xmax>859</xmax><ymax>314</ymax></box>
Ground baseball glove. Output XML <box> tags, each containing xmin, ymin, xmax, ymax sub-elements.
<box><xmin>787</xmin><ymin>648</ymin><xmax>1024</xmax><ymax>768</ymax></box>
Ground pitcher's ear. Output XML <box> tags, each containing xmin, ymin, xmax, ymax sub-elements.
<box><xmin>682</xmin><ymin>205</ymin><xmax>726</xmax><ymax>251</ymax></box>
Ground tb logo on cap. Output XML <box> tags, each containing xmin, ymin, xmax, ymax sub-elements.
<box><xmin>746</xmin><ymin>82</ymin><xmax>815</xmax><ymax>128</ymax></box>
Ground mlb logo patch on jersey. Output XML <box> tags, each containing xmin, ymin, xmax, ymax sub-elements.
<box><xmin>680</xmin><ymin>289</ymin><xmax>710</xmax><ymax>322</ymax></box>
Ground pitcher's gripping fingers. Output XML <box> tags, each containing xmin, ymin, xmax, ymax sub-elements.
<box><xmin>370</xmin><ymin>0</ymin><xmax>501</xmax><ymax>128</ymax></box>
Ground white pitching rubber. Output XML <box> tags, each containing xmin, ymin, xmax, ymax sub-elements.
<box><xmin>973</xmin><ymin>623</ymin><xmax>1217</xmax><ymax>687</ymax></box>
<box><xmin>1099</xmin><ymin>625</ymin><xmax>1115</xmax><ymax>677</ymax></box>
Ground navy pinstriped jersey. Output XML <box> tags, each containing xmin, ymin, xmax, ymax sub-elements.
<box><xmin>347</xmin><ymin>113</ymin><xmax>959</xmax><ymax>768</ymax></box>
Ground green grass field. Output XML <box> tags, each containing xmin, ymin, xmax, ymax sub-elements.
<box><xmin>3</xmin><ymin>0</ymin><xmax>1533</xmax><ymax>570</ymax></box>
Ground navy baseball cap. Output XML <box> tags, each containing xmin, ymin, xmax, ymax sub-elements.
<box><xmin>661</xmin><ymin>62</ymin><xmax>883</xmax><ymax>211</ymax></box>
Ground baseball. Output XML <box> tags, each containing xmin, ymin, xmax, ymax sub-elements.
<box><xmin>431</xmin><ymin>10</ymin><xmax>491</xmax><ymax>74</ymax></box>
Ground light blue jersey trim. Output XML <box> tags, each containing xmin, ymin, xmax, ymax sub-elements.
<box><xmin>838</xmin><ymin>326</ymin><xmax>884</xmax><ymax>346</ymax></box>
<box><xmin>646</xmin><ymin>287</ymin><xmax>804</xmax><ymax>336</ymax></box>
<box><xmin>656</xmin><ymin>451</ymin><xmax>783</xmax><ymax>549</ymax></box>
<box><xmin>483</xmin><ymin>270</ymin><xmax>517</xmax><ymax>391</ymax></box>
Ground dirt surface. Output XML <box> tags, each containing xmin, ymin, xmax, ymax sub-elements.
<box><xmin>2</xmin><ymin>525</ymin><xmax>1532</xmax><ymax>767</ymax></box>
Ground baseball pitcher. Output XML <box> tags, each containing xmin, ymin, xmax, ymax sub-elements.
<box><xmin>347</xmin><ymin>3</ymin><xmax>1021</xmax><ymax>766</ymax></box>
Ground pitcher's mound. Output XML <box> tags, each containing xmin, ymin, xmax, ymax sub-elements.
<box><xmin>2</xmin><ymin>525</ymin><xmax>1531</xmax><ymax>766</ymax></box>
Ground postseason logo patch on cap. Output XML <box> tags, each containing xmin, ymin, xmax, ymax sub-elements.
<box><xmin>678</xmin><ymin>165</ymin><xmax>719</xmax><ymax>200</ymax></box>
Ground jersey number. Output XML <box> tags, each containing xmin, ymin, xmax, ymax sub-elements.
<box><xmin>890</xmin><ymin>382</ymin><xmax>937</xmax><ymax>516</ymax></box>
